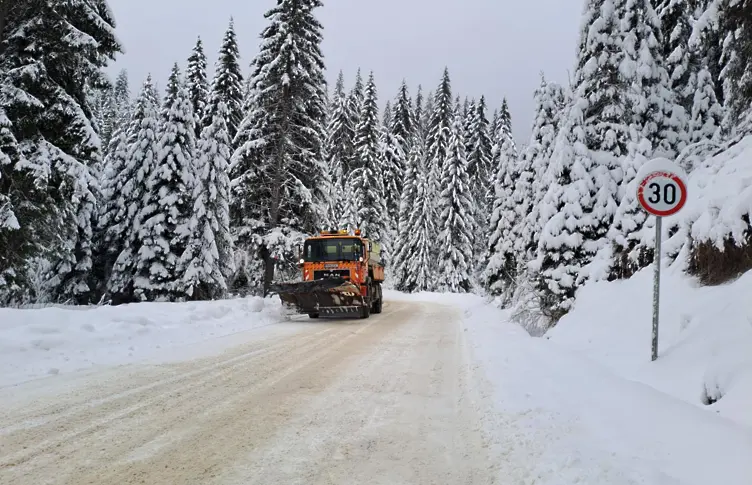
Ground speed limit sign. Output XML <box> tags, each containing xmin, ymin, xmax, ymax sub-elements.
<box><xmin>637</xmin><ymin>170</ymin><xmax>687</xmax><ymax>216</ymax></box>
<box><xmin>634</xmin><ymin>157</ymin><xmax>689</xmax><ymax>362</ymax></box>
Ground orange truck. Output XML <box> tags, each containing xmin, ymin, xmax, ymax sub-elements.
<box><xmin>271</xmin><ymin>229</ymin><xmax>385</xmax><ymax>319</ymax></box>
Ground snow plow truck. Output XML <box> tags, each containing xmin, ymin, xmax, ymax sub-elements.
<box><xmin>270</xmin><ymin>229</ymin><xmax>385</xmax><ymax>319</ymax></box>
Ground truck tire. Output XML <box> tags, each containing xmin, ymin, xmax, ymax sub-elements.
<box><xmin>371</xmin><ymin>283</ymin><xmax>384</xmax><ymax>314</ymax></box>
<box><xmin>371</xmin><ymin>283</ymin><xmax>383</xmax><ymax>314</ymax></box>
<box><xmin>308</xmin><ymin>313</ymin><xmax>319</xmax><ymax>319</ymax></box>
<box><xmin>360</xmin><ymin>302</ymin><xmax>371</xmax><ymax>319</ymax></box>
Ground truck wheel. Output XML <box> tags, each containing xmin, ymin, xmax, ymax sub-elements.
<box><xmin>360</xmin><ymin>303</ymin><xmax>371</xmax><ymax>319</ymax></box>
<box><xmin>371</xmin><ymin>295</ymin><xmax>382</xmax><ymax>314</ymax></box>
<box><xmin>308</xmin><ymin>313</ymin><xmax>319</xmax><ymax>319</ymax></box>
<box><xmin>371</xmin><ymin>284</ymin><xmax>383</xmax><ymax>314</ymax></box>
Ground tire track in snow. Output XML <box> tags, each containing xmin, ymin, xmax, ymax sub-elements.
<box><xmin>0</xmin><ymin>324</ymin><xmax>348</xmax><ymax>475</ymax></box>
<box><xmin>0</xmin><ymin>304</ymin><xmax>409</xmax><ymax>485</ymax></box>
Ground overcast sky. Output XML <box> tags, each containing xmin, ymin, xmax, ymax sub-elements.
<box><xmin>107</xmin><ymin>0</ymin><xmax>583</xmax><ymax>143</ymax></box>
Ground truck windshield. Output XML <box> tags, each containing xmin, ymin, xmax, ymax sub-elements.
<box><xmin>304</xmin><ymin>238</ymin><xmax>363</xmax><ymax>262</ymax></box>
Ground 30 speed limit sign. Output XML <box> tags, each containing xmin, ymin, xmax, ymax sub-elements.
<box><xmin>634</xmin><ymin>157</ymin><xmax>689</xmax><ymax>362</ymax></box>
<box><xmin>637</xmin><ymin>170</ymin><xmax>687</xmax><ymax>216</ymax></box>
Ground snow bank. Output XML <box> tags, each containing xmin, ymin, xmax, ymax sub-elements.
<box><xmin>0</xmin><ymin>297</ymin><xmax>285</xmax><ymax>387</ymax></box>
<box><xmin>677</xmin><ymin>134</ymin><xmax>752</xmax><ymax>247</ymax></box>
<box><xmin>451</xmin><ymin>293</ymin><xmax>752</xmax><ymax>485</ymax></box>
<box><xmin>547</xmin><ymin>266</ymin><xmax>752</xmax><ymax>428</ymax></box>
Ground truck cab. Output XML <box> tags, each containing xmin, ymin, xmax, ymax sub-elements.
<box><xmin>299</xmin><ymin>230</ymin><xmax>385</xmax><ymax>306</ymax></box>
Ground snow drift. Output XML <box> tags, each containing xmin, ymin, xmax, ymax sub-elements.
<box><xmin>0</xmin><ymin>296</ymin><xmax>285</xmax><ymax>387</ymax></box>
<box><xmin>547</xmin><ymin>266</ymin><xmax>752</xmax><ymax>429</ymax></box>
<box><xmin>421</xmin><ymin>291</ymin><xmax>752</xmax><ymax>485</ymax></box>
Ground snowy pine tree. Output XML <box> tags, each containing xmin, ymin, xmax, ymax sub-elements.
<box><xmin>466</xmin><ymin>95</ymin><xmax>494</xmax><ymax>253</ymax></box>
<box><xmin>426</xmin><ymin>69</ymin><xmax>454</xmax><ymax>204</ymax></box>
<box><xmin>626</xmin><ymin>0</ymin><xmax>685</xmax><ymax>159</ymax></box>
<box><xmin>534</xmin><ymin>111</ymin><xmax>597</xmax><ymax>316</ymax></box>
<box><xmin>436</xmin><ymin>108</ymin><xmax>475</xmax><ymax>293</ymax></box>
<box><xmin>0</xmin><ymin>0</ymin><xmax>121</xmax><ymax>303</ymax></box>
<box><xmin>509</xmin><ymin>145</ymin><xmax>535</xmax><ymax>268</ymax></box>
<box><xmin>0</xmin><ymin>110</ymin><xmax>20</xmax><ymax>236</ymax></box>
<box><xmin>491</xmin><ymin>108</ymin><xmax>500</xmax><ymax>142</ymax></box>
<box><xmin>466</xmin><ymin>97</ymin><xmax>493</xmax><ymax>192</ymax></box>
<box><xmin>712</xmin><ymin>0</ymin><xmax>752</xmax><ymax>133</ymax></box>
<box><xmin>96</xmin><ymin>69</ymin><xmax>131</xmax><ymax>160</ymax></box>
<box><xmin>690</xmin><ymin>0</ymin><xmax>726</xmax><ymax>104</ymax></box>
<box><xmin>379</xmin><ymin>102</ymin><xmax>406</xmax><ymax>240</ymax></box>
<box><xmin>414</xmin><ymin>85</ymin><xmax>425</xmax><ymax>138</ymax></box>
<box><xmin>323</xmin><ymin>71</ymin><xmax>354</xmax><ymax>227</ymax></box>
<box><xmin>391</xmin><ymin>136</ymin><xmax>421</xmax><ymax>291</ymax></box>
<box><xmin>385</xmin><ymin>81</ymin><xmax>415</xmax><ymax>234</ymax></box>
<box><xmin>231</xmin><ymin>0</ymin><xmax>327</xmax><ymax>294</ymax></box>
<box><xmin>95</xmin><ymin>121</ymin><xmax>129</xmax><ymax>296</ymax></box>
<box><xmin>342</xmin><ymin>69</ymin><xmax>365</xmax><ymax>178</ymax></box>
<box><xmin>0</xmin><ymin>107</ymin><xmax>26</xmax><ymax>300</ymax></box>
<box><xmin>351</xmin><ymin>73</ymin><xmax>388</xmax><ymax>243</ymax></box>
<box><xmin>103</xmin><ymin>77</ymin><xmax>161</xmax><ymax>303</ymax></box>
<box><xmin>422</xmin><ymin>90</ymin><xmax>435</xmax><ymax>138</ymax></box>
<box><xmin>608</xmin><ymin>0</ymin><xmax>684</xmax><ymax>279</ymax></box>
<box><xmin>519</xmin><ymin>75</ymin><xmax>569</xmax><ymax>259</ymax></box>
<box><xmin>187</xmin><ymin>36</ymin><xmax>209</xmax><ymax>136</ymax></box>
<box><xmin>482</xmin><ymin>130</ymin><xmax>519</xmax><ymax>297</ymax></box>
<box><xmin>391</xmin><ymin>80</ymin><xmax>415</xmax><ymax>155</ymax></box>
<box><xmin>348</xmin><ymin>69</ymin><xmax>365</xmax><ymax>116</ymax></box>
<box><xmin>339</xmin><ymin>171</ymin><xmax>360</xmax><ymax>232</ymax></box>
<box><xmin>658</xmin><ymin>0</ymin><xmax>725</xmax><ymax>140</ymax></box>
<box><xmin>399</xmin><ymin>141</ymin><xmax>435</xmax><ymax>293</ymax></box>
<box><xmin>213</xmin><ymin>19</ymin><xmax>244</xmax><ymax>141</ymax></box>
<box><xmin>182</xmin><ymin>99</ymin><xmax>235</xmax><ymax>300</ymax></box>
<box><xmin>382</xmin><ymin>100</ymin><xmax>393</xmax><ymax>131</ymax></box>
<box><xmin>657</xmin><ymin>0</ymin><xmax>697</xmax><ymax>117</ymax></box>
<box><xmin>689</xmin><ymin>66</ymin><xmax>724</xmax><ymax>144</ymax></box>
<box><xmin>489</xmin><ymin>99</ymin><xmax>517</xmax><ymax>217</ymax></box>
<box><xmin>532</xmin><ymin>0</ymin><xmax>624</xmax><ymax>314</ymax></box>
<box><xmin>462</xmin><ymin>98</ymin><xmax>476</xmax><ymax>156</ymax></box>
<box><xmin>134</xmin><ymin>65</ymin><xmax>196</xmax><ymax>301</ymax></box>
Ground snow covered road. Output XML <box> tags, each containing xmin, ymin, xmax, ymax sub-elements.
<box><xmin>0</xmin><ymin>301</ymin><xmax>493</xmax><ymax>485</ymax></box>
<box><xmin>3</xmin><ymin>295</ymin><xmax>752</xmax><ymax>485</ymax></box>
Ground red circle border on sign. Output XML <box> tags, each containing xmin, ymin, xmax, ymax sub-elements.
<box><xmin>637</xmin><ymin>171</ymin><xmax>688</xmax><ymax>217</ymax></box>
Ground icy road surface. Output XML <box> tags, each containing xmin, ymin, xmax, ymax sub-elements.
<box><xmin>0</xmin><ymin>301</ymin><xmax>494</xmax><ymax>485</ymax></box>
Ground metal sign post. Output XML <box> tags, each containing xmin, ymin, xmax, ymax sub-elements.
<box><xmin>651</xmin><ymin>216</ymin><xmax>662</xmax><ymax>362</ymax></box>
<box><xmin>636</xmin><ymin>158</ymin><xmax>688</xmax><ymax>362</ymax></box>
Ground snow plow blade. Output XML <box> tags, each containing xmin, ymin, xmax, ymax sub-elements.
<box><xmin>270</xmin><ymin>278</ymin><xmax>364</xmax><ymax>315</ymax></box>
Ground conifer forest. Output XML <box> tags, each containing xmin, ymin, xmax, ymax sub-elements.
<box><xmin>1</xmin><ymin>0</ymin><xmax>751</xmax><ymax>328</ymax></box>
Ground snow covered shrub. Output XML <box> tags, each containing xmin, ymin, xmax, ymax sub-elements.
<box><xmin>507</xmin><ymin>271</ymin><xmax>555</xmax><ymax>335</ymax></box>
<box><xmin>230</xmin><ymin>248</ymin><xmax>264</xmax><ymax>297</ymax></box>
<box><xmin>0</xmin><ymin>257</ymin><xmax>52</xmax><ymax>307</ymax></box>
<box><xmin>689</xmin><ymin>228</ymin><xmax>752</xmax><ymax>286</ymax></box>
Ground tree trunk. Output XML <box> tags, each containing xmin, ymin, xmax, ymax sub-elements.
<box><xmin>262</xmin><ymin>91</ymin><xmax>293</xmax><ymax>297</ymax></box>
<box><xmin>260</xmin><ymin>244</ymin><xmax>274</xmax><ymax>297</ymax></box>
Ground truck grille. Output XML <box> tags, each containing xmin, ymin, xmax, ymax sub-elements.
<box><xmin>313</xmin><ymin>269</ymin><xmax>350</xmax><ymax>280</ymax></box>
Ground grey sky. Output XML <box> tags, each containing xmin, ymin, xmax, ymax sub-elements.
<box><xmin>107</xmin><ymin>0</ymin><xmax>582</xmax><ymax>143</ymax></box>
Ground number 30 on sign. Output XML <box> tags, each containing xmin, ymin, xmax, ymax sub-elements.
<box><xmin>637</xmin><ymin>166</ymin><xmax>687</xmax><ymax>217</ymax></box>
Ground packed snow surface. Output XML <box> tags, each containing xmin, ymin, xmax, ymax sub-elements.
<box><xmin>1</xmin><ymin>285</ymin><xmax>751</xmax><ymax>484</ymax></box>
